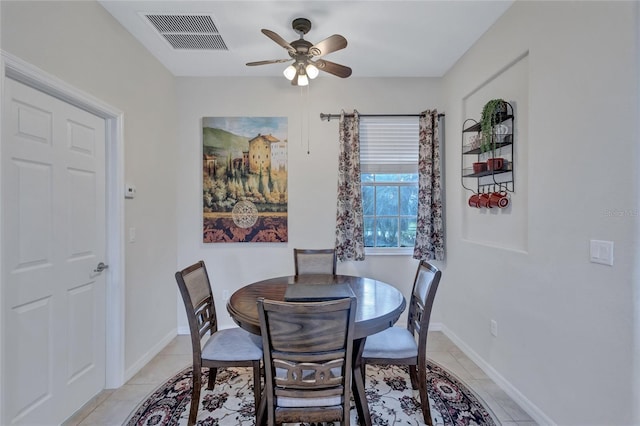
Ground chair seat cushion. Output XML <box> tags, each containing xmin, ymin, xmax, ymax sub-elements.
<box><xmin>362</xmin><ymin>326</ymin><xmax>418</xmax><ymax>359</ymax></box>
<box><xmin>277</xmin><ymin>395</ymin><xmax>342</xmax><ymax>408</ymax></box>
<box><xmin>202</xmin><ymin>327</ymin><xmax>263</xmax><ymax>361</ymax></box>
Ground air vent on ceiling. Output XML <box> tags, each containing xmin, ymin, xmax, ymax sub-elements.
<box><xmin>144</xmin><ymin>14</ymin><xmax>228</xmax><ymax>51</ymax></box>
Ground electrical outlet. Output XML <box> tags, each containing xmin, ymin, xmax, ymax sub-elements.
<box><xmin>490</xmin><ymin>319</ymin><xmax>498</xmax><ymax>337</ymax></box>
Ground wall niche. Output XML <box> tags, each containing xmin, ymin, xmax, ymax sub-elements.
<box><xmin>461</xmin><ymin>52</ymin><xmax>529</xmax><ymax>252</ymax></box>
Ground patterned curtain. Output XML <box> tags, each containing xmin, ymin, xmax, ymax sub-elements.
<box><xmin>335</xmin><ymin>110</ymin><xmax>365</xmax><ymax>262</ymax></box>
<box><xmin>413</xmin><ymin>110</ymin><xmax>445</xmax><ymax>261</ymax></box>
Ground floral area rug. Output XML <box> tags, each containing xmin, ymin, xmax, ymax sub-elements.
<box><xmin>126</xmin><ymin>362</ymin><xmax>498</xmax><ymax>425</ymax></box>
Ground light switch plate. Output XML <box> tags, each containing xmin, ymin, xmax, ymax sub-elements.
<box><xmin>125</xmin><ymin>184</ymin><xmax>136</xmax><ymax>199</ymax></box>
<box><xmin>590</xmin><ymin>240</ymin><xmax>614</xmax><ymax>266</ymax></box>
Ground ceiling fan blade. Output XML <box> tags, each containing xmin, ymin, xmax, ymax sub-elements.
<box><xmin>309</xmin><ymin>34</ymin><xmax>347</xmax><ymax>57</ymax></box>
<box><xmin>246</xmin><ymin>59</ymin><xmax>292</xmax><ymax>66</ymax></box>
<box><xmin>261</xmin><ymin>29</ymin><xmax>296</xmax><ymax>53</ymax></box>
<box><xmin>313</xmin><ymin>59</ymin><xmax>352</xmax><ymax>78</ymax></box>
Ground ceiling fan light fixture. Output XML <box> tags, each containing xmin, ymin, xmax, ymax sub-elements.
<box><xmin>283</xmin><ymin>64</ymin><xmax>296</xmax><ymax>80</ymax></box>
<box><xmin>297</xmin><ymin>72</ymin><xmax>309</xmax><ymax>86</ymax></box>
<box><xmin>306</xmin><ymin>63</ymin><xmax>319</xmax><ymax>79</ymax></box>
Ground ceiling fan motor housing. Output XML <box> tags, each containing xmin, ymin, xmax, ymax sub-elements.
<box><xmin>290</xmin><ymin>39</ymin><xmax>313</xmax><ymax>56</ymax></box>
<box><xmin>292</xmin><ymin>18</ymin><xmax>311</xmax><ymax>35</ymax></box>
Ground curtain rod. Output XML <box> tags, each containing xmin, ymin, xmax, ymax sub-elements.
<box><xmin>320</xmin><ymin>112</ymin><xmax>445</xmax><ymax>122</ymax></box>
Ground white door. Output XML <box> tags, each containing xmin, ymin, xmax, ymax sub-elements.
<box><xmin>1</xmin><ymin>78</ymin><xmax>106</xmax><ymax>425</ymax></box>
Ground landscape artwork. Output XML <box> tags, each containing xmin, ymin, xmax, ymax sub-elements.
<box><xmin>202</xmin><ymin>117</ymin><xmax>288</xmax><ymax>243</ymax></box>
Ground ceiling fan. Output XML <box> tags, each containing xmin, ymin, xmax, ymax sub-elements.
<box><xmin>246</xmin><ymin>17</ymin><xmax>352</xmax><ymax>86</ymax></box>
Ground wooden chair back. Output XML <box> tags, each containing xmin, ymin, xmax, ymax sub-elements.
<box><xmin>175</xmin><ymin>260</ymin><xmax>218</xmax><ymax>358</ymax></box>
<box><xmin>293</xmin><ymin>248</ymin><xmax>337</xmax><ymax>275</ymax></box>
<box><xmin>257</xmin><ymin>297</ymin><xmax>356</xmax><ymax>425</ymax></box>
<box><xmin>408</xmin><ymin>260</ymin><xmax>442</xmax><ymax>359</ymax></box>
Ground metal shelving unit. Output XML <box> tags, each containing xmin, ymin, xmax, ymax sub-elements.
<box><xmin>461</xmin><ymin>101</ymin><xmax>514</xmax><ymax>194</ymax></box>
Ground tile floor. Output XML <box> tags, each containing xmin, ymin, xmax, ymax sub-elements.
<box><xmin>64</xmin><ymin>331</ymin><xmax>537</xmax><ymax>426</ymax></box>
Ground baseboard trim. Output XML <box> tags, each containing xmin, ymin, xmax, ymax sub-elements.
<box><xmin>439</xmin><ymin>324</ymin><xmax>555</xmax><ymax>426</ymax></box>
<box><xmin>124</xmin><ymin>328</ymin><xmax>178</xmax><ymax>383</ymax></box>
<box><xmin>429</xmin><ymin>322</ymin><xmax>443</xmax><ymax>331</ymax></box>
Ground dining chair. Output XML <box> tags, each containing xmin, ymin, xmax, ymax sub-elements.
<box><xmin>257</xmin><ymin>296</ymin><xmax>357</xmax><ymax>426</ymax></box>
<box><xmin>175</xmin><ymin>260</ymin><xmax>263</xmax><ymax>426</ymax></box>
<box><xmin>361</xmin><ymin>260</ymin><xmax>442</xmax><ymax>426</ymax></box>
<box><xmin>293</xmin><ymin>248</ymin><xmax>337</xmax><ymax>275</ymax></box>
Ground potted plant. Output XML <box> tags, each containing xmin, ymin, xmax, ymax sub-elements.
<box><xmin>479</xmin><ymin>98</ymin><xmax>507</xmax><ymax>153</ymax></box>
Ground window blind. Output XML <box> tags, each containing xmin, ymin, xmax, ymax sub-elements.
<box><xmin>359</xmin><ymin>116</ymin><xmax>419</xmax><ymax>174</ymax></box>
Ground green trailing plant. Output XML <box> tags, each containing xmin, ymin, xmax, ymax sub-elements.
<box><xmin>480</xmin><ymin>99</ymin><xmax>506</xmax><ymax>153</ymax></box>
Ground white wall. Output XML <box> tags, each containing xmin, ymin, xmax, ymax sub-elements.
<box><xmin>442</xmin><ymin>1</ymin><xmax>638</xmax><ymax>424</ymax></box>
<box><xmin>175</xmin><ymin>77</ymin><xmax>443</xmax><ymax>331</ymax></box>
<box><xmin>635</xmin><ymin>5</ymin><xmax>640</xmax><ymax>424</ymax></box>
<box><xmin>3</xmin><ymin>2</ymin><xmax>638</xmax><ymax>424</ymax></box>
<box><xmin>1</xmin><ymin>1</ymin><xmax>179</xmax><ymax>380</ymax></box>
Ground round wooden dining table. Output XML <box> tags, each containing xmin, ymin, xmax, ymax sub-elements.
<box><xmin>227</xmin><ymin>274</ymin><xmax>406</xmax><ymax>426</ymax></box>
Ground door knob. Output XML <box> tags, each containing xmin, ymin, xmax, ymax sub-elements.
<box><xmin>94</xmin><ymin>262</ymin><xmax>109</xmax><ymax>273</ymax></box>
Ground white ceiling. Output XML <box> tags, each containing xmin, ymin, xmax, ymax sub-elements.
<box><xmin>99</xmin><ymin>0</ymin><xmax>513</xmax><ymax>79</ymax></box>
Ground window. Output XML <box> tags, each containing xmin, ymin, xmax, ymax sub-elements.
<box><xmin>360</xmin><ymin>117</ymin><xmax>419</xmax><ymax>254</ymax></box>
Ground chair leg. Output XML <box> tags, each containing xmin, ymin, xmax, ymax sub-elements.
<box><xmin>252</xmin><ymin>360</ymin><xmax>262</xmax><ymax>417</ymax></box>
<box><xmin>189</xmin><ymin>367</ymin><xmax>203</xmax><ymax>426</ymax></box>
<box><xmin>207</xmin><ymin>366</ymin><xmax>217</xmax><ymax>390</ymax></box>
<box><xmin>417</xmin><ymin>363</ymin><xmax>433</xmax><ymax>426</ymax></box>
<box><xmin>255</xmin><ymin>387</ymin><xmax>267</xmax><ymax>426</ymax></box>
<box><xmin>408</xmin><ymin>364</ymin><xmax>419</xmax><ymax>389</ymax></box>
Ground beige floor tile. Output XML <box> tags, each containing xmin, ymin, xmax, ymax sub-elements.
<box><xmin>160</xmin><ymin>334</ymin><xmax>191</xmax><ymax>355</ymax></box>
<box><xmin>456</xmin><ymin>355</ymin><xmax>489</xmax><ymax>380</ymax></box>
<box><xmin>73</xmin><ymin>385</ymin><xmax>157</xmax><ymax>425</ymax></box>
<box><xmin>496</xmin><ymin>396</ymin><xmax>535</xmax><ymax>422</ymax></box>
<box><xmin>427</xmin><ymin>330</ymin><xmax>448</xmax><ymax>340</ymax></box>
<box><xmin>109</xmin><ymin>383</ymin><xmax>158</xmax><ymax>402</ymax></box>
<box><xmin>77</xmin><ymin>397</ymin><xmax>141</xmax><ymax>426</ymax></box>
<box><xmin>474</xmin><ymin>378</ymin><xmax>535</xmax><ymax>423</ymax></box>
<box><xmin>426</xmin><ymin>332</ymin><xmax>459</xmax><ymax>351</ymax></box>
<box><xmin>501</xmin><ymin>422</ymin><xmax>538</xmax><ymax>426</ymax></box>
<box><xmin>63</xmin><ymin>390</ymin><xmax>115</xmax><ymax>426</ymax></box>
<box><xmin>67</xmin><ymin>333</ymin><xmax>537</xmax><ymax>426</ymax></box>
<box><xmin>126</xmin><ymin>353</ymin><xmax>191</xmax><ymax>385</ymax></box>
<box><xmin>427</xmin><ymin>351</ymin><xmax>475</xmax><ymax>381</ymax></box>
<box><xmin>427</xmin><ymin>339</ymin><xmax>458</xmax><ymax>352</ymax></box>
<box><xmin>465</xmin><ymin>379</ymin><xmax>515</xmax><ymax>422</ymax></box>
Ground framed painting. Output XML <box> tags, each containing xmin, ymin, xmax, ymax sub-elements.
<box><xmin>202</xmin><ymin>117</ymin><xmax>288</xmax><ymax>243</ymax></box>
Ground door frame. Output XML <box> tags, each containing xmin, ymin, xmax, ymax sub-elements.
<box><xmin>0</xmin><ymin>51</ymin><xmax>126</xmax><ymax>396</ymax></box>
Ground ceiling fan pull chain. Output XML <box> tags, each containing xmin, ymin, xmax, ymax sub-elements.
<box><xmin>300</xmin><ymin>86</ymin><xmax>304</xmax><ymax>151</ymax></box>
<box><xmin>306</xmin><ymin>84</ymin><xmax>311</xmax><ymax>155</ymax></box>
